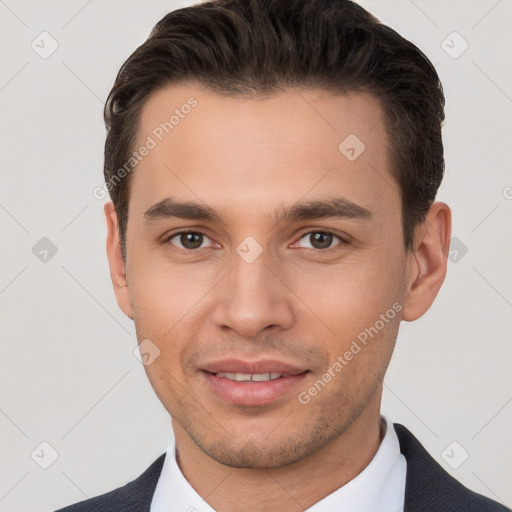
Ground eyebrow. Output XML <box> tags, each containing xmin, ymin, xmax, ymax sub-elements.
<box><xmin>143</xmin><ymin>196</ymin><xmax>373</xmax><ymax>225</ymax></box>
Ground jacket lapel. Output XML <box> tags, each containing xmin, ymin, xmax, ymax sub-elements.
<box><xmin>394</xmin><ymin>423</ymin><xmax>508</xmax><ymax>512</ymax></box>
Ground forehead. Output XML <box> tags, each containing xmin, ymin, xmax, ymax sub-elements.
<box><xmin>129</xmin><ymin>82</ymin><xmax>399</xmax><ymax>225</ymax></box>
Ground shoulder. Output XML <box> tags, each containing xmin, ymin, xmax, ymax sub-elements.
<box><xmin>393</xmin><ymin>423</ymin><xmax>509</xmax><ymax>512</ymax></box>
<box><xmin>53</xmin><ymin>453</ymin><xmax>166</xmax><ymax>512</ymax></box>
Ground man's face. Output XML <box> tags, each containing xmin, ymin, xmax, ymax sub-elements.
<box><xmin>115</xmin><ymin>83</ymin><xmax>413</xmax><ymax>467</ymax></box>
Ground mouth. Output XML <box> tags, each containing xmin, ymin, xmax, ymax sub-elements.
<box><xmin>214</xmin><ymin>371</ymin><xmax>292</xmax><ymax>381</ymax></box>
<box><xmin>200</xmin><ymin>359</ymin><xmax>309</xmax><ymax>406</ymax></box>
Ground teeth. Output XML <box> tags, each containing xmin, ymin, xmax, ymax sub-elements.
<box><xmin>233</xmin><ymin>373</ymin><xmax>251</xmax><ymax>381</ymax></box>
<box><xmin>251</xmin><ymin>373</ymin><xmax>271</xmax><ymax>382</ymax></box>
<box><xmin>216</xmin><ymin>372</ymin><xmax>284</xmax><ymax>382</ymax></box>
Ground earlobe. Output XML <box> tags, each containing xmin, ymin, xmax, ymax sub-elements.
<box><xmin>401</xmin><ymin>202</ymin><xmax>452</xmax><ymax>322</ymax></box>
<box><xmin>104</xmin><ymin>202</ymin><xmax>133</xmax><ymax>320</ymax></box>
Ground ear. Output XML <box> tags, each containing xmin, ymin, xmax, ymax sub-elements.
<box><xmin>105</xmin><ymin>202</ymin><xmax>133</xmax><ymax>320</ymax></box>
<box><xmin>402</xmin><ymin>202</ymin><xmax>452</xmax><ymax>322</ymax></box>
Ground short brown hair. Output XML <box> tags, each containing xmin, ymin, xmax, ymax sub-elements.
<box><xmin>103</xmin><ymin>0</ymin><xmax>445</xmax><ymax>261</ymax></box>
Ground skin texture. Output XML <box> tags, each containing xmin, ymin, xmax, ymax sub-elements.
<box><xmin>105</xmin><ymin>83</ymin><xmax>451</xmax><ymax>511</ymax></box>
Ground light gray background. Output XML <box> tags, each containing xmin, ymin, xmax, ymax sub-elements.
<box><xmin>0</xmin><ymin>1</ymin><xmax>511</xmax><ymax>511</ymax></box>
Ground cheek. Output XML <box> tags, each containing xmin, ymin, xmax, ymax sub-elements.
<box><xmin>292</xmin><ymin>250</ymin><xmax>404</xmax><ymax>341</ymax></box>
<box><xmin>127</xmin><ymin>260</ymin><xmax>216</xmax><ymax>378</ymax></box>
<box><xmin>128</xmin><ymin>257</ymin><xmax>207</xmax><ymax>326</ymax></box>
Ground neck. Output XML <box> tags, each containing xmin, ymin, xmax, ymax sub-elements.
<box><xmin>171</xmin><ymin>400</ymin><xmax>384</xmax><ymax>512</ymax></box>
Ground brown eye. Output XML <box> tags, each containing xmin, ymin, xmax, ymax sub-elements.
<box><xmin>167</xmin><ymin>231</ymin><xmax>212</xmax><ymax>250</ymax></box>
<box><xmin>180</xmin><ymin>232</ymin><xmax>203</xmax><ymax>249</ymax></box>
<box><xmin>297</xmin><ymin>231</ymin><xmax>343</xmax><ymax>250</ymax></box>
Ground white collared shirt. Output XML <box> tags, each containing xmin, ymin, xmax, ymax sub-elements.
<box><xmin>150</xmin><ymin>415</ymin><xmax>406</xmax><ymax>512</ymax></box>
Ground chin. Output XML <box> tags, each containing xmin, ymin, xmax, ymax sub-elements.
<box><xmin>188</xmin><ymin>417</ymin><xmax>338</xmax><ymax>469</ymax></box>
<box><xmin>200</xmin><ymin>440</ymin><xmax>308</xmax><ymax>469</ymax></box>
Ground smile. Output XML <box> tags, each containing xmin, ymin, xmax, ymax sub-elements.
<box><xmin>215</xmin><ymin>372</ymin><xmax>287</xmax><ymax>381</ymax></box>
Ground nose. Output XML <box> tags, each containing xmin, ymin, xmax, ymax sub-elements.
<box><xmin>211</xmin><ymin>248</ymin><xmax>295</xmax><ymax>339</ymax></box>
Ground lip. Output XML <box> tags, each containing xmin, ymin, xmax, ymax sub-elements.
<box><xmin>200</xmin><ymin>358</ymin><xmax>309</xmax><ymax>407</ymax></box>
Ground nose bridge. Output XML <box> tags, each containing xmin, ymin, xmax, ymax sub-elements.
<box><xmin>211</xmin><ymin>240</ymin><xmax>294</xmax><ymax>337</ymax></box>
<box><xmin>232</xmin><ymin>246</ymin><xmax>272</xmax><ymax>296</ymax></box>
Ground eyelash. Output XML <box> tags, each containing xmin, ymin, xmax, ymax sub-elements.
<box><xmin>164</xmin><ymin>229</ymin><xmax>347</xmax><ymax>252</ymax></box>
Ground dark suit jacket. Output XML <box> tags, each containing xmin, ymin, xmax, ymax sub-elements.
<box><xmin>54</xmin><ymin>423</ymin><xmax>509</xmax><ymax>511</ymax></box>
